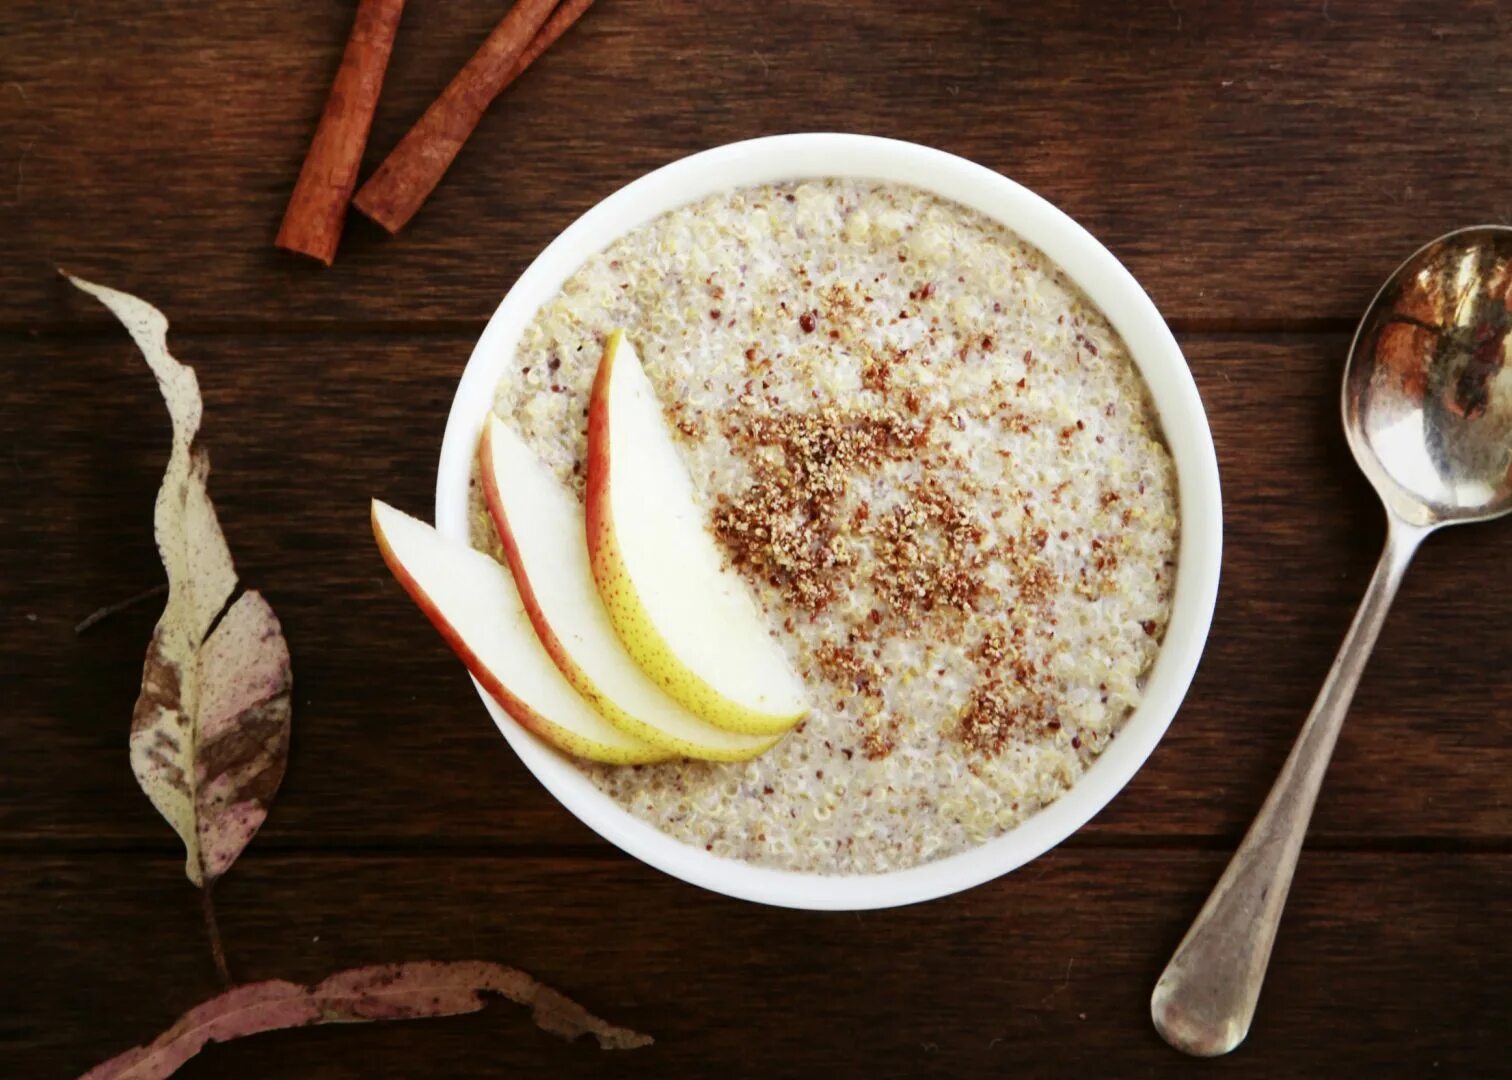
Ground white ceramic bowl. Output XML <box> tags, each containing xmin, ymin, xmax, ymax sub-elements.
<box><xmin>436</xmin><ymin>133</ymin><xmax>1221</xmax><ymax>910</ymax></box>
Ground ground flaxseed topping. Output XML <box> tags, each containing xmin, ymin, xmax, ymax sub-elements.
<box><xmin>814</xmin><ymin>638</ymin><xmax>881</xmax><ymax>695</ymax></box>
<box><xmin>481</xmin><ymin>178</ymin><xmax>1179</xmax><ymax>875</ymax></box>
<box><xmin>871</xmin><ymin>479</ymin><xmax>987</xmax><ymax>629</ymax></box>
<box><xmin>711</xmin><ymin>405</ymin><xmax>928</xmax><ymax>614</ymax></box>
<box><xmin>958</xmin><ymin>677</ymin><xmax>1043</xmax><ymax>757</ymax></box>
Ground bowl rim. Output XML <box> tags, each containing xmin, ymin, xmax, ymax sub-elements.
<box><xmin>435</xmin><ymin>132</ymin><xmax>1222</xmax><ymax>910</ymax></box>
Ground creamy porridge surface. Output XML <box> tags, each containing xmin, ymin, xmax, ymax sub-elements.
<box><xmin>477</xmin><ymin>179</ymin><xmax>1179</xmax><ymax>874</ymax></box>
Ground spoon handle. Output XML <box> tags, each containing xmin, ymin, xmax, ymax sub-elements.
<box><xmin>1151</xmin><ymin>515</ymin><xmax>1427</xmax><ymax>1056</ymax></box>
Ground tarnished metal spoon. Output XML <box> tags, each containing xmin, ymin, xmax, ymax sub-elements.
<box><xmin>1151</xmin><ymin>226</ymin><xmax>1512</xmax><ymax>1056</ymax></box>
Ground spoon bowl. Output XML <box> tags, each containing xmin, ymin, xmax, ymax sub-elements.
<box><xmin>1345</xmin><ymin>225</ymin><xmax>1512</xmax><ymax>527</ymax></box>
<box><xmin>1152</xmin><ymin>225</ymin><xmax>1512</xmax><ymax>1056</ymax></box>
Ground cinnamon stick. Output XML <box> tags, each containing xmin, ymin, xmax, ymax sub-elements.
<box><xmin>353</xmin><ymin>0</ymin><xmax>592</xmax><ymax>235</ymax></box>
<box><xmin>276</xmin><ymin>0</ymin><xmax>407</xmax><ymax>265</ymax></box>
<box><xmin>507</xmin><ymin>0</ymin><xmax>597</xmax><ymax>87</ymax></box>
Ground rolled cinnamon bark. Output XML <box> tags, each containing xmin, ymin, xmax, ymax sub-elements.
<box><xmin>276</xmin><ymin>0</ymin><xmax>407</xmax><ymax>265</ymax></box>
<box><xmin>511</xmin><ymin>0</ymin><xmax>596</xmax><ymax>85</ymax></box>
<box><xmin>353</xmin><ymin>0</ymin><xmax>591</xmax><ymax>235</ymax></box>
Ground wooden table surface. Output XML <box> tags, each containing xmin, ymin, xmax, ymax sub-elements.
<box><xmin>4</xmin><ymin>2</ymin><xmax>1510</xmax><ymax>1076</ymax></box>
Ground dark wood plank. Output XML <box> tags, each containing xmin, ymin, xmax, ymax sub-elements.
<box><xmin>3</xmin><ymin>329</ymin><xmax>1509</xmax><ymax>850</ymax></box>
<box><xmin>5</xmin><ymin>851</ymin><xmax>1505</xmax><ymax>1077</ymax></box>
<box><xmin>3</xmin><ymin>1</ymin><xmax>1510</xmax><ymax>329</ymax></box>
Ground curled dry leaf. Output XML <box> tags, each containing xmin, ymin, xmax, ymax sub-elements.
<box><xmin>65</xmin><ymin>273</ymin><xmax>292</xmax><ymax>888</ymax></box>
<box><xmin>81</xmin><ymin>960</ymin><xmax>653</xmax><ymax>1079</ymax></box>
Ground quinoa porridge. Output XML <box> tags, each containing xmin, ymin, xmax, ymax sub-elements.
<box><xmin>476</xmin><ymin>179</ymin><xmax>1179</xmax><ymax>875</ymax></box>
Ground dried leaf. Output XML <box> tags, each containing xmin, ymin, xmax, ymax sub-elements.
<box><xmin>65</xmin><ymin>273</ymin><xmax>292</xmax><ymax>887</ymax></box>
<box><xmin>81</xmin><ymin>961</ymin><xmax>653</xmax><ymax>1079</ymax></box>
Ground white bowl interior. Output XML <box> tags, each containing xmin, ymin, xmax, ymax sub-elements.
<box><xmin>435</xmin><ymin>133</ymin><xmax>1222</xmax><ymax>910</ymax></box>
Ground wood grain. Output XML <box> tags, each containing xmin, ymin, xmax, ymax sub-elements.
<box><xmin>5</xmin><ymin>852</ymin><xmax>1506</xmax><ymax>1078</ymax></box>
<box><xmin>3</xmin><ymin>2</ymin><xmax>1510</xmax><ymax>1074</ymax></box>
<box><xmin>2</xmin><ymin>1</ymin><xmax>1510</xmax><ymax>329</ymax></box>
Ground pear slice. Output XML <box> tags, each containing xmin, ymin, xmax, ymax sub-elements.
<box><xmin>585</xmin><ymin>331</ymin><xmax>807</xmax><ymax>736</ymax></box>
<box><xmin>479</xmin><ymin>416</ymin><xmax>780</xmax><ymax>761</ymax></box>
<box><xmin>371</xmin><ymin>499</ymin><xmax>669</xmax><ymax>765</ymax></box>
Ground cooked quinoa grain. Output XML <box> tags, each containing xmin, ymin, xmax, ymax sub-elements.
<box><xmin>476</xmin><ymin>180</ymin><xmax>1179</xmax><ymax>874</ymax></box>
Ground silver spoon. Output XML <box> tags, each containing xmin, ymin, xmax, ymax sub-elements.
<box><xmin>1151</xmin><ymin>225</ymin><xmax>1512</xmax><ymax>1056</ymax></box>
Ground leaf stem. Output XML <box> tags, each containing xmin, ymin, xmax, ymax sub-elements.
<box><xmin>202</xmin><ymin>884</ymin><xmax>232</xmax><ymax>987</ymax></box>
<box><xmin>74</xmin><ymin>583</ymin><xmax>169</xmax><ymax>634</ymax></box>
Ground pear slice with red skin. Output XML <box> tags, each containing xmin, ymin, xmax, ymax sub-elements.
<box><xmin>479</xmin><ymin>415</ymin><xmax>780</xmax><ymax>761</ymax></box>
<box><xmin>585</xmin><ymin>331</ymin><xmax>808</xmax><ymax>736</ymax></box>
<box><xmin>371</xmin><ymin>499</ymin><xmax>669</xmax><ymax>765</ymax></box>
